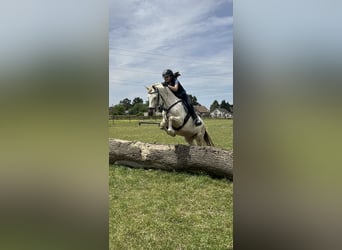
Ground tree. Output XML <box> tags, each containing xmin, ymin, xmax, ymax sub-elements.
<box><xmin>227</xmin><ymin>101</ymin><xmax>233</xmax><ymax>113</ymax></box>
<box><xmin>129</xmin><ymin>102</ymin><xmax>148</xmax><ymax>115</ymax></box>
<box><xmin>109</xmin><ymin>106</ymin><xmax>114</xmax><ymax>115</ymax></box>
<box><xmin>210</xmin><ymin>100</ymin><xmax>220</xmax><ymax>112</ymax></box>
<box><xmin>132</xmin><ymin>97</ymin><xmax>143</xmax><ymax>106</ymax></box>
<box><xmin>109</xmin><ymin>139</ymin><xmax>233</xmax><ymax>179</ymax></box>
<box><xmin>219</xmin><ymin>100</ymin><xmax>233</xmax><ymax>113</ymax></box>
<box><xmin>220</xmin><ymin>100</ymin><xmax>231</xmax><ymax>111</ymax></box>
<box><xmin>111</xmin><ymin>104</ymin><xmax>125</xmax><ymax>115</ymax></box>
<box><xmin>120</xmin><ymin>98</ymin><xmax>132</xmax><ymax>110</ymax></box>
<box><xmin>188</xmin><ymin>94</ymin><xmax>200</xmax><ymax>106</ymax></box>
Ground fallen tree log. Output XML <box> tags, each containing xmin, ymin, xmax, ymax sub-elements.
<box><xmin>109</xmin><ymin>139</ymin><xmax>233</xmax><ymax>179</ymax></box>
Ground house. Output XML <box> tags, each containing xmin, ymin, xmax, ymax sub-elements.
<box><xmin>210</xmin><ymin>108</ymin><xmax>232</xmax><ymax>119</ymax></box>
<box><xmin>194</xmin><ymin>105</ymin><xmax>210</xmax><ymax>117</ymax></box>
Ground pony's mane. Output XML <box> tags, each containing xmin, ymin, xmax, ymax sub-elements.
<box><xmin>147</xmin><ymin>83</ymin><xmax>162</xmax><ymax>94</ymax></box>
<box><xmin>153</xmin><ymin>82</ymin><xmax>171</xmax><ymax>96</ymax></box>
<box><xmin>152</xmin><ymin>82</ymin><xmax>163</xmax><ymax>88</ymax></box>
<box><xmin>150</xmin><ymin>82</ymin><xmax>179</xmax><ymax>101</ymax></box>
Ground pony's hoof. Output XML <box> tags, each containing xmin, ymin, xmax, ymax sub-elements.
<box><xmin>167</xmin><ymin>129</ymin><xmax>176</xmax><ymax>137</ymax></box>
<box><xmin>160</xmin><ymin>122</ymin><xmax>167</xmax><ymax>129</ymax></box>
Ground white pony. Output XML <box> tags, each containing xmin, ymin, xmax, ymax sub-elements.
<box><xmin>146</xmin><ymin>83</ymin><xmax>214</xmax><ymax>146</ymax></box>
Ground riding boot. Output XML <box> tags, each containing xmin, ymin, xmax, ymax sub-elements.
<box><xmin>194</xmin><ymin>116</ymin><xmax>202</xmax><ymax>126</ymax></box>
<box><xmin>190</xmin><ymin>113</ymin><xmax>202</xmax><ymax>126</ymax></box>
<box><xmin>184</xmin><ymin>95</ymin><xmax>202</xmax><ymax>126</ymax></box>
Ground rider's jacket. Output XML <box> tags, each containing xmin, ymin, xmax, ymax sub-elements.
<box><xmin>169</xmin><ymin>79</ymin><xmax>187</xmax><ymax>99</ymax></box>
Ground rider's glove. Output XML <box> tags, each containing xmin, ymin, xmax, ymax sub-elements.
<box><xmin>162</xmin><ymin>82</ymin><xmax>168</xmax><ymax>87</ymax></box>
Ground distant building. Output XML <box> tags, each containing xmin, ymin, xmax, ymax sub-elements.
<box><xmin>210</xmin><ymin>108</ymin><xmax>233</xmax><ymax>118</ymax></box>
<box><xmin>194</xmin><ymin>105</ymin><xmax>210</xmax><ymax>117</ymax></box>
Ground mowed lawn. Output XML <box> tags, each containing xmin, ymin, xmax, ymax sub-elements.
<box><xmin>109</xmin><ymin>119</ymin><xmax>233</xmax><ymax>249</ymax></box>
<box><xmin>109</xmin><ymin>118</ymin><xmax>232</xmax><ymax>149</ymax></box>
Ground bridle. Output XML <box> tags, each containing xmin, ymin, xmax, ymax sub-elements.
<box><xmin>149</xmin><ymin>84</ymin><xmax>191</xmax><ymax>131</ymax></box>
<box><xmin>150</xmin><ymin>86</ymin><xmax>182</xmax><ymax>115</ymax></box>
<box><xmin>149</xmin><ymin>87</ymin><xmax>161</xmax><ymax>112</ymax></box>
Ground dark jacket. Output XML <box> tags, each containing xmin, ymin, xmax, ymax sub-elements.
<box><xmin>168</xmin><ymin>78</ymin><xmax>187</xmax><ymax>99</ymax></box>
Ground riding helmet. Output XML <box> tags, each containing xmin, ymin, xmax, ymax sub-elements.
<box><xmin>162</xmin><ymin>69</ymin><xmax>173</xmax><ymax>77</ymax></box>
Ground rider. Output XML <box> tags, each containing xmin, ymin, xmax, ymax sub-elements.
<box><xmin>162</xmin><ymin>69</ymin><xmax>202</xmax><ymax>126</ymax></box>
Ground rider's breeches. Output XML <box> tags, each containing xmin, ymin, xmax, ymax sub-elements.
<box><xmin>181</xmin><ymin>95</ymin><xmax>197</xmax><ymax>120</ymax></box>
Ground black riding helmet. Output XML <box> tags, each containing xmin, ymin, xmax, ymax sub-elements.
<box><xmin>162</xmin><ymin>69</ymin><xmax>173</xmax><ymax>78</ymax></box>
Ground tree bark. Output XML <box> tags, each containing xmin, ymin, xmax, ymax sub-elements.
<box><xmin>109</xmin><ymin>139</ymin><xmax>233</xmax><ymax>179</ymax></box>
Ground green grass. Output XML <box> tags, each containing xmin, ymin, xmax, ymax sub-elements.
<box><xmin>109</xmin><ymin>118</ymin><xmax>233</xmax><ymax>150</ymax></box>
<box><xmin>109</xmin><ymin>166</ymin><xmax>233</xmax><ymax>249</ymax></box>
<box><xmin>109</xmin><ymin>118</ymin><xmax>233</xmax><ymax>249</ymax></box>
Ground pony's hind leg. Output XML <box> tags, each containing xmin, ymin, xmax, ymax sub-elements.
<box><xmin>195</xmin><ymin>125</ymin><xmax>208</xmax><ymax>146</ymax></box>
<box><xmin>185</xmin><ymin>136</ymin><xmax>195</xmax><ymax>146</ymax></box>
<box><xmin>195</xmin><ymin>129</ymin><xmax>205</xmax><ymax>146</ymax></box>
<box><xmin>195</xmin><ymin>135</ymin><xmax>204</xmax><ymax>146</ymax></box>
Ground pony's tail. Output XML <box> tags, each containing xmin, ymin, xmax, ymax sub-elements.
<box><xmin>204</xmin><ymin>129</ymin><xmax>215</xmax><ymax>146</ymax></box>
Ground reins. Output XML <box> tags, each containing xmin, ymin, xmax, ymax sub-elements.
<box><xmin>149</xmin><ymin>88</ymin><xmax>161</xmax><ymax>111</ymax></box>
<box><xmin>152</xmin><ymin>86</ymin><xmax>181</xmax><ymax>115</ymax></box>
<box><xmin>153</xmin><ymin>85</ymin><xmax>190</xmax><ymax>131</ymax></box>
<box><xmin>163</xmin><ymin>100</ymin><xmax>182</xmax><ymax>113</ymax></box>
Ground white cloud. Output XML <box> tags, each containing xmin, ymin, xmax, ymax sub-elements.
<box><xmin>109</xmin><ymin>0</ymin><xmax>233</xmax><ymax>108</ymax></box>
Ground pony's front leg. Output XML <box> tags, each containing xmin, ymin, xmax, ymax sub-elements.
<box><xmin>159</xmin><ymin>113</ymin><xmax>167</xmax><ymax>130</ymax></box>
<box><xmin>167</xmin><ymin>116</ymin><xmax>176</xmax><ymax>137</ymax></box>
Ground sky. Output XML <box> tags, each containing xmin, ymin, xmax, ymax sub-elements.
<box><xmin>109</xmin><ymin>0</ymin><xmax>233</xmax><ymax>109</ymax></box>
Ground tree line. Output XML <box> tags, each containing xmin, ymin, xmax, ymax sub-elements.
<box><xmin>209</xmin><ymin>100</ymin><xmax>233</xmax><ymax>113</ymax></box>
<box><xmin>109</xmin><ymin>96</ymin><xmax>233</xmax><ymax>116</ymax></box>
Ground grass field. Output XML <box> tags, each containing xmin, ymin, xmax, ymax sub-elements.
<box><xmin>109</xmin><ymin>118</ymin><xmax>233</xmax><ymax>249</ymax></box>
<box><xmin>109</xmin><ymin>118</ymin><xmax>233</xmax><ymax>149</ymax></box>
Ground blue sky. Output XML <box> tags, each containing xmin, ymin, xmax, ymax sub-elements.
<box><xmin>109</xmin><ymin>0</ymin><xmax>233</xmax><ymax>109</ymax></box>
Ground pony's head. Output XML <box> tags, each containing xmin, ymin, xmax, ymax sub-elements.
<box><xmin>146</xmin><ymin>84</ymin><xmax>163</xmax><ymax>116</ymax></box>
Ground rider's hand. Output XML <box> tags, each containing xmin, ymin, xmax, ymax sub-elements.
<box><xmin>162</xmin><ymin>82</ymin><xmax>168</xmax><ymax>87</ymax></box>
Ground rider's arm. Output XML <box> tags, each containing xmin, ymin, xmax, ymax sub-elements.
<box><xmin>168</xmin><ymin>83</ymin><xmax>178</xmax><ymax>92</ymax></box>
<box><xmin>168</xmin><ymin>79</ymin><xmax>179</xmax><ymax>92</ymax></box>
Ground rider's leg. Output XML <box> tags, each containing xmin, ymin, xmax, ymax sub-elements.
<box><xmin>184</xmin><ymin>95</ymin><xmax>202</xmax><ymax>126</ymax></box>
